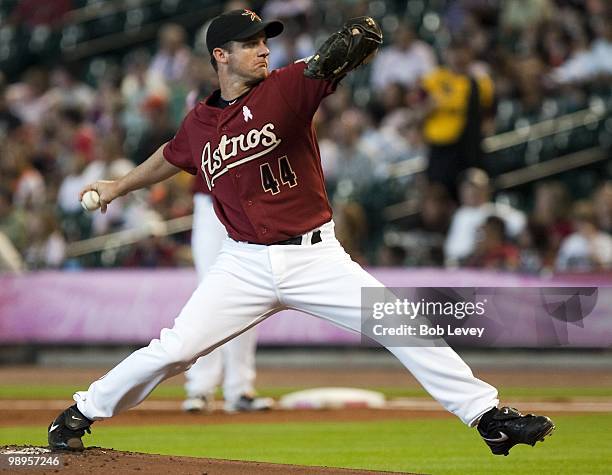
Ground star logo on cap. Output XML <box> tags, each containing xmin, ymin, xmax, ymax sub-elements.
<box><xmin>242</xmin><ymin>9</ymin><xmax>261</xmax><ymax>22</ymax></box>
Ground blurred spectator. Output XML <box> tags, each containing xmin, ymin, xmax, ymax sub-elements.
<box><xmin>594</xmin><ymin>181</ymin><xmax>612</xmax><ymax>234</ymax></box>
<box><xmin>334</xmin><ymin>201</ymin><xmax>369</xmax><ymax>265</ymax></box>
<box><xmin>150</xmin><ymin>23</ymin><xmax>194</xmax><ymax>126</ymax></box>
<box><xmin>5</xmin><ymin>67</ymin><xmax>51</xmax><ymax>125</ymax></box>
<box><xmin>121</xmin><ymin>49</ymin><xmax>168</xmax><ymax>152</ymax></box>
<box><xmin>380</xmin><ymin>108</ymin><xmax>425</xmax><ymax>156</ymax></box>
<box><xmin>149</xmin><ymin>24</ymin><xmax>192</xmax><ymax>84</ymax></box>
<box><xmin>56</xmin><ymin>153</ymin><xmax>91</xmax><ymax>242</ymax></box>
<box><xmin>23</xmin><ymin>208</ymin><xmax>66</xmax><ymax>269</ymax></box>
<box><xmin>0</xmin><ymin>73</ymin><xmax>23</xmax><ymax>140</ymax></box>
<box><xmin>556</xmin><ymin>200</ymin><xmax>612</xmax><ymax>271</ymax></box>
<box><xmin>530</xmin><ymin>181</ymin><xmax>573</xmax><ymax>258</ymax></box>
<box><xmin>548</xmin><ymin>28</ymin><xmax>595</xmax><ymax>85</ymax></box>
<box><xmin>123</xmin><ymin>235</ymin><xmax>178</xmax><ymax>268</ymax></box>
<box><xmin>466</xmin><ymin>215</ymin><xmax>520</xmax><ymax>271</ymax></box>
<box><xmin>506</xmin><ymin>55</ymin><xmax>547</xmax><ymax>116</ymax></box>
<box><xmin>518</xmin><ymin>219</ymin><xmax>552</xmax><ymax>273</ymax></box>
<box><xmin>91</xmin><ymin>72</ymin><xmax>124</xmax><ymax>137</ymax></box>
<box><xmin>537</xmin><ymin>20</ymin><xmax>572</xmax><ymax>68</ymax></box>
<box><xmin>185</xmin><ymin>56</ymin><xmax>219</xmax><ymax>110</ymax></box>
<box><xmin>46</xmin><ymin>65</ymin><xmax>96</xmax><ymax>112</ymax></box>
<box><xmin>373</xmin><ymin>82</ymin><xmax>406</xmax><ymax>118</ymax></box>
<box><xmin>82</xmin><ymin>134</ymin><xmax>132</xmax><ymax>185</ymax></box>
<box><xmin>262</xmin><ymin>0</ymin><xmax>313</xmax><ymax>19</ymax></box>
<box><xmin>57</xmin><ymin>153</ymin><xmax>89</xmax><ymax>214</ymax></box>
<box><xmin>0</xmin><ymin>187</ymin><xmax>28</xmax><ymax>253</ymax></box>
<box><xmin>370</xmin><ymin>24</ymin><xmax>436</xmax><ymax>93</ymax></box>
<box><xmin>359</xmin><ymin>109</ymin><xmax>424</xmax><ymax>180</ymax></box>
<box><xmin>444</xmin><ymin>168</ymin><xmax>526</xmax><ymax>266</ymax></box>
<box><xmin>402</xmin><ymin>183</ymin><xmax>454</xmax><ymax>266</ymax></box>
<box><xmin>133</xmin><ymin>95</ymin><xmax>176</xmax><ymax>165</ymax></box>
<box><xmin>377</xmin><ymin>244</ymin><xmax>407</xmax><ymax>267</ymax></box>
<box><xmin>0</xmin><ymin>231</ymin><xmax>24</xmax><ymax>272</ymax></box>
<box><xmin>331</xmin><ymin>109</ymin><xmax>377</xmax><ymax>191</ymax></box>
<box><xmin>57</xmin><ymin>107</ymin><xmax>96</xmax><ymax>164</ymax></box>
<box><xmin>265</xmin><ymin>13</ymin><xmax>314</xmax><ymax>70</ymax></box>
<box><xmin>149</xmin><ymin>174</ymin><xmax>193</xmax><ymax>222</ymax></box>
<box><xmin>315</xmin><ymin>109</ymin><xmax>341</xmax><ymax>189</ymax></box>
<box><xmin>12</xmin><ymin>151</ymin><xmax>46</xmax><ymax>209</ymax></box>
<box><xmin>589</xmin><ymin>16</ymin><xmax>612</xmax><ymax>80</ymax></box>
<box><xmin>9</xmin><ymin>0</ymin><xmax>72</xmax><ymax>30</ymax></box>
<box><xmin>420</xmin><ymin>38</ymin><xmax>494</xmax><ymax>200</ymax></box>
<box><xmin>549</xmin><ymin>15</ymin><xmax>612</xmax><ymax>85</ymax></box>
<box><xmin>500</xmin><ymin>0</ymin><xmax>554</xmax><ymax>34</ymax></box>
<box><xmin>419</xmin><ymin>184</ymin><xmax>455</xmax><ymax>236</ymax></box>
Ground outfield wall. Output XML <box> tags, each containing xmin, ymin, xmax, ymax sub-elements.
<box><xmin>1</xmin><ymin>269</ymin><xmax>610</xmax><ymax>347</ymax></box>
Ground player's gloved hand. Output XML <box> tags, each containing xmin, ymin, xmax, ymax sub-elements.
<box><xmin>304</xmin><ymin>16</ymin><xmax>383</xmax><ymax>81</ymax></box>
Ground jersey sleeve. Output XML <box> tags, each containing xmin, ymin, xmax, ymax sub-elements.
<box><xmin>162</xmin><ymin>110</ymin><xmax>198</xmax><ymax>175</ymax></box>
<box><xmin>272</xmin><ymin>61</ymin><xmax>337</xmax><ymax>123</ymax></box>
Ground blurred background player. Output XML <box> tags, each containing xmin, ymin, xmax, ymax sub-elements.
<box><xmin>179</xmin><ymin>55</ymin><xmax>272</xmax><ymax>413</ymax></box>
<box><xmin>182</xmin><ymin>173</ymin><xmax>272</xmax><ymax>412</ymax></box>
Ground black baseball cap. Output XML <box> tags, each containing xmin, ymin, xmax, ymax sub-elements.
<box><xmin>206</xmin><ymin>9</ymin><xmax>284</xmax><ymax>55</ymax></box>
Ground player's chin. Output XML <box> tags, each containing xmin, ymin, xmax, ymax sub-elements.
<box><xmin>246</xmin><ymin>68</ymin><xmax>268</xmax><ymax>85</ymax></box>
<box><xmin>254</xmin><ymin>64</ymin><xmax>269</xmax><ymax>76</ymax></box>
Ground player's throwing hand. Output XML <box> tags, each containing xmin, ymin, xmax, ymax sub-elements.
<box><xmin>79</xmin><ymin>180</ymin><xmax>121</xmax><ymax>214</ymax></box>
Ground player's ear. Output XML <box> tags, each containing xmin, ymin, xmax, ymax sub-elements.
<box><xmin>213</xmin><ymin>47</ymin><xmax>230</xmax><ymax>66</ymax></box>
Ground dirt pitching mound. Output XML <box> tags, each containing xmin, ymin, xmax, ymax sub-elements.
<box><xmin>0</xmin><ymin>446</ymin><xmax>413</xmax><ymax>474</ymax></box>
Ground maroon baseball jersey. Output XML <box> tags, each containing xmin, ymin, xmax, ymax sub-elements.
<box><xmin>191</xmin><ymin>173</ymin><xmax>211</xmax><ymax>196</ymax></box>
<box><xmin>164</xmin><ymin>61</ymin><xmax>336</xmax><ymax>244</ymax></box>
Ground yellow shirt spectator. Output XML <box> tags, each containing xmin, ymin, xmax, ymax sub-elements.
<box><xmin>422</xmin><ymin>68</ymin><xmax>493</xmax><ymax>145</ymax></box>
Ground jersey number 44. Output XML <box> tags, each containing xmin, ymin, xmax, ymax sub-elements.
<box><xmin>260</xmin><ymin>156</ymin><xmax>297</xmax><ymax>195</ymax></box>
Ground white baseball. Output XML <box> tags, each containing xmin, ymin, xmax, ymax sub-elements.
<box><xmin>81</xmin><ymin>190</ymin><xmax>101</xmax><ymax>211</ymax></box>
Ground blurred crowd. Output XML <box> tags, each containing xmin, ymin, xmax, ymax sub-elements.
<box><xmin>0</xmin><ymin>0</ymin><xmax>611</xmax><ymax>274</ymax></box>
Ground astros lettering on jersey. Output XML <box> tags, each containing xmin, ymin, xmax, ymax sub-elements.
<box><xmin>200</xmin><ymin>122</ymin><xmax>281</xmax><ymax>188</ymax></box>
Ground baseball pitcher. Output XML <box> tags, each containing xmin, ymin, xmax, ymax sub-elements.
<box><xmin>48</xmin><ymin>10</ymin><xmax>554</xmax><ymax>457</ymax></box>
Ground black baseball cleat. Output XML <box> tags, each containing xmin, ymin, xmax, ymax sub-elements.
<box><xmin>224</xmin><ymin>394</ymin><xmax>274</xmax><ymax>413</ymax></box>
<box><xmin>48</xmin><ymin>405</ymin><xmax>93</xmax><ymax>451</ymax></box>
<box><xmin>477</xmin><ymin>406</ymin><xmax>555</xmax><ymax>456</ymax></box>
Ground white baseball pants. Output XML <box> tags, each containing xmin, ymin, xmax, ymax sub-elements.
<box><xmin>184</xmin><ymin>193</ymin><xmax>257</xmax><ymax>403</ymax></box>
<box><xmin>74</xmin><ymin>220</ymin><xmax>498</xmax><ymax>426</ymax></box>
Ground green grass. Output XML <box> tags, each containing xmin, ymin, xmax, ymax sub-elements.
<box><xmin>2</xmin><ymin>415</ymin><xmax>610</xmax><ymax>474</ymax></box>
<box><xmin>0</xmin><ymin>384</ymin><xmax>611</xmax><ymax>400</ymax></box>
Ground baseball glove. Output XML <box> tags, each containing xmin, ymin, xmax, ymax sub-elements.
<box><xmin>304</xmin><ymin>16</ymin><xmax>383</xmax><ymax>80</ymax></box>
